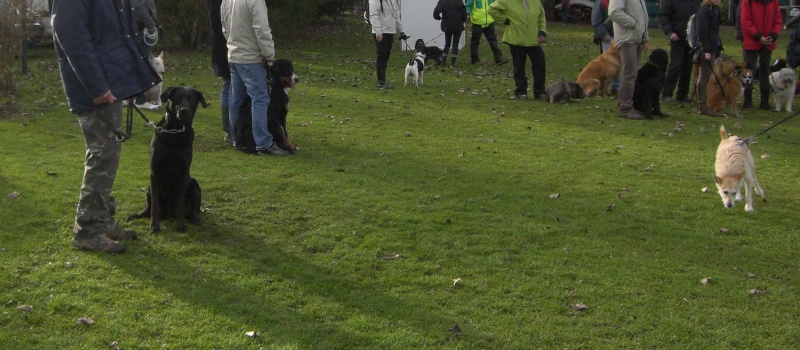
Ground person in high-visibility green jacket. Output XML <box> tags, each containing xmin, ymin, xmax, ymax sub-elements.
<box><xmin>466</xmin><ymin>0</ymin><xmax>509</xmax><ymax>65</ymax></box>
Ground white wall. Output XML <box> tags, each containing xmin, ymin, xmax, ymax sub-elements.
<box><xmin>399</xmin><ymin>0</ymin><xmax>465</xmax><ymax>51</ymax></box>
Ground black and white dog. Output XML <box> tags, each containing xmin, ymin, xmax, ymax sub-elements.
<box><xmin>404</xmin><ymin>52</ymin><xmax>426</xmax><ymax>88</ymax></box>
<box><xmin>414</xmin><ymin>38</ymin><xmax>443</xmax><ymax>66</ymax></box>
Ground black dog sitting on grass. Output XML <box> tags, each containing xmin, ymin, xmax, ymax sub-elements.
<box><xmin>127</xmin><ymin>87</ymin><xmax>207</xmax><ymax>232</ymax></box>
<box><xmin>633</xmin><ymin>48</ymin><xmax>670</xmax><ymax>119</ymax></box>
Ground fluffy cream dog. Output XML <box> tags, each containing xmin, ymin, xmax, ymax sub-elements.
<box><xmin>714</xmin><ymin>125</ymin><xmax>764</xmax><ymax>212</ymax></box>
<box><xmin>768</xmin><ymin>67</ymin><xmax>796</xmax><ymax>112</ymax></box>
<box><xmin>144</xmin><ymin>51</ymin><xmax>165</xmax><ymax>108</ymax></box>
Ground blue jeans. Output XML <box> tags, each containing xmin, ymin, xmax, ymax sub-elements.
<box><xmin>229</xmin><ymin>62</ymin><xmax>273</xmax><ymax>150</ymax></box>
<box><xmin>600</xmin><ymin>40</ymin><xmax>620</xmax><ymax>92</ymax></box>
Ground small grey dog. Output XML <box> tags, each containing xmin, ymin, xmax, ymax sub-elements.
<box><xmin>545</xmin><ymin>81</ymin><xmax>585</xmax><ymax>104</ymax></box>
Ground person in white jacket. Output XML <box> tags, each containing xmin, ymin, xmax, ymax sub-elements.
<box><xmin>221</xmin><ymin>0</ymin><xmax>288</xmax><ymax>155</ymax></box>
<box><xmin>369</xmin><ymin>0</ymin><xmax>407</xmax><ymax>89</ymax></box>
<box><xmin>609</xmin><ymin>0</ymin><xmax>650</xmax><ymax>120</ymax></box>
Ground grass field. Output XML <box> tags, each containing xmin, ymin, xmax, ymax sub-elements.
<box><xmin>1</xmin><ymin>18</ymin><xmax>799</xmax><ymax>349</ymax></box>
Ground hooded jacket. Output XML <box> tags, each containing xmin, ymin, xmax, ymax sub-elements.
<box><xmin>740</xmin><ymin>0</ymin><xmax>782</xmax><ymax>51</ymax></box>
<box><xmin>434</xmin><ymin>0</ymin><xmax>468</xmax><ymax>33</ymax></box>
<box><xmin>221</xmin><ymin>0</ymin><xmax>275</xmax><ymax>64</ymax></box>
<box><xmin>609</xmin><ymin>0</ymin><xmax>650</xmax><ymax>46</ymax></box>
<box><xmin>488</xmin><ymin>0</ymin><xmax>548</xmax><ymax>47</ymax></box>
<box><xmin>51</xmin><ymin>0</ymin><xmax>160</xmax><ymax>114</ymax></box>
<box><xmin>369</xmin><ymin>0</ymin><xmax>403</xmax><ymax>36</ymax></box>
<box><xmin>466</xmin><ymin>0</ymin><xmax>496</xmax><ymax>27</ymax></box>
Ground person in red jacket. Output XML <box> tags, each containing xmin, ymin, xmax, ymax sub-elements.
<box><xmin>740</xmin><ymin>0</ymin><xmax>783</xmax><ymax>109</ymax></box>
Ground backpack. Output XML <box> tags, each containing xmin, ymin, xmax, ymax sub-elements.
<box><xmin>363</xmin><ymin>0</ymin><xmax>384</xmax><ymax>25</ymax></box>
<box><xmin>686</xmin><ymin>14</ymin><xmax>699</xmax><ymax>52</ymax></box>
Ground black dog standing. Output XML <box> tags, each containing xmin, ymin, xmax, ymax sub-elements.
<box><xmin>633</xmin><ymin>48</ymin><xmax>670</xmax><ymax>118</ymax></box>
<box><xmin>127</xmin><ymin>87</ymin><xmax>207</xmax><ymax>232</ymax></box>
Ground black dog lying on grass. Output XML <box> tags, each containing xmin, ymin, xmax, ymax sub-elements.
<box><xmin>127</xmin><ymin>87</ymin><xmax>207</xmax><ymax>232</ymax></box>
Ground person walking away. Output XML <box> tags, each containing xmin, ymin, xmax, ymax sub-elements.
<box><xmin>52</xmin><ymin>0</ymin><xmax>161</xmax><ymax>253</ymax></box>
<box><xmin>659</xmin><ymin>0</ymin><xmax>699</xmax><ymax>103</ymax></box>
<box><xmin>369</xmin><ymin>0</ymin><xmax>406</xmax><ymax>89</ymax></box>
<box><xmin>609</xmin><ymin>0</ymin><xmax>650</xmax><ymax>119</ymax></box>
<box><xmin>695</xmin><ymin>0</ymin><xmax>723</xmax><ymax>116</ymax></box>
<box><xmin>561</xmin><ymin>0</ymin><xmax>571</xmax><ymax>25</ymax></box>
<box><xmin>591</xmin><ymin>0</ymin><xmax>619</xmax><ymax>95</ymax></box>
<box><xmin>132</xmin><ymin>0</ymin><xmax>159</xmax><ymax>110</ymax></box>
<box><xmin>434</xmin><ymin>0</ymin><xmax>468</xmax><ymax>68</ymax></box>
<box><xmin>207</xmin><ymin>0</ymin><xmax>233</xmax><ymax>145</ymax></box>
<box><xmin>740</xmin><ymin>0</ymin><xmax>783</xmax><ymax>109</ymax></box>
<box><xmin>221</xmin><ymin>0</ymin><xmax>289</xmax><ymax>155</ymax></box>
<box><xmin>465</xmin><ymin>0</ymin><xmax>509</xmax><ymax>65</ymax></box>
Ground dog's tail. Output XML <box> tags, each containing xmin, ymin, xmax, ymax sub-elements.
<box><xmin>719</xmin><ymin>125</ymin><xmax>728</xmax><ymax>140</ymax></box>
<box><xmin>408</xmin><ymin>56</ymin><xmax>416</xmax><ymax>66</ymax></box>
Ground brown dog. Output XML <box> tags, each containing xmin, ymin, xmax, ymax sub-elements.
<box><xmin>706</xmin><ymin>56</ymin><xmax>747</xmax><ymax>117</ymax></box>
<box><xmin>577</xmin><ymin>40</ymin><xmax>621</xmax><ymax>97</ymax></box>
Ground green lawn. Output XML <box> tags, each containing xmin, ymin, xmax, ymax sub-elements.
<box><xmin>1</xmin><ymin>19</ymin><xmax>798</xmax><ymax>349</ymax></box>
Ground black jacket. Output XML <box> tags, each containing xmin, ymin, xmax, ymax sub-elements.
<box><xmin>696</xmin><ymin>3</ymin><xmax>723</xmax><ymax>55</ymax></box>
<box><xmin>433</xmin><ymin>0</ymin><xmax>467</xmax><ymax>33</ymax></box>
<box><xmin>206</xmin><ymin>0</ymin><xmax>230</xmax><ymax>78</ymax></box>
<box><xmin>659</xmin><ymin>0</ymin><xmax>700</xmax><ymax>40</ymax></box>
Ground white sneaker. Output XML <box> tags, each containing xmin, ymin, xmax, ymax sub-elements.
<box><xmin>136</xmin><ymin>102</ymin><xmax>160</xmax><ymax>110</ymax></box>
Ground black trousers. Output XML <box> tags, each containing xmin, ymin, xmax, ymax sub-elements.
<box><xmin>443</xmin><ymin>31</ymin><xmax>462</xmax><ymax>58</ymax></box>
<box><xmin>662</xmin><ymin>40</ymin><xmax>693</xmax><ymax>100</ymax></box>
<box><xmin>373</xmin><ymin>33</ymin><xmax>395</xmax><ymax>82</ymax></box>
<box><xmin>744</xmin><ymin>48</ymin><xmax>772</xmax><ymax>102</ymax></box>
<box><xmin>509</xmin><ymin>44</ymin><xmax>546</xmax><ymax>96</ymax></box>
<box><xmin>470</xmin><ymin>23</ymin><xmax>503</xmax><ymax>63</ymax></box>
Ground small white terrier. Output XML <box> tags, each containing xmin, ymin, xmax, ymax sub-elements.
<box><xmin>768</xmin><ymin>67</ymin><xmax>796</xmax><ymax>112</ymax></box>
<box><xmin>144</xmin><ymin>51</ymin><xmax>165</xmax><ymax>108</ymax></box>
<box><xmin>404</xmin><ymin>52</ymin><xmax>426</xmax><ymax>88</ymax></box>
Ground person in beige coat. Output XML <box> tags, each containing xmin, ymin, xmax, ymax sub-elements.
<box><xmin>609</xmin><ymin>0</ymin><xmax>650</xmax><ymax>119</ymax></box>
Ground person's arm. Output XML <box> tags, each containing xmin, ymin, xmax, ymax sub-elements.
<box><xmin>740</xmin><ymin>0</ymin><xmax>760</xmax><ymax>43</ymax></box>
<box><xmin>51</xmin><ymin>0</ymin><xmax>109</xmax><ymax>100</ymax></box>
<box><xmin>251</xmin><ymin>0</ymin><xmax>275</xmax><ymax>62</ymax></box>
<box><xmin>393</xmin><ymin>0</ymin><xmax>403</xmax><ymax>34</ymax></box>
<box><xmin>487</xmin><ymin>0</ymin><xmax>507</xmax><ymax>25</ymax></box>
<box><xmin>433</xmin><ymin>0</ymin><xmax>443</xmax><ymax>20</ymax></box>
<box><xmin>465</xmin><ymin>0</ymin><xmax>474</xmax><ymax>15</ymax></box>
<box><xmin>609</xmin><ymin>0</ymin><xmax>636</xmax><ymax>29</ymax></box>
<box><xmin>697</xmin><ymin>7</ymin><xmax>712</xmax><ymax>52</ymax></box>
<box><xmin>370</xmin><ymin>0</ymin><xmax>382</xmax><ymax>36</ymax></box>
<box><xmin>537</xmin><ymin>0</ymin><xmax>547</xmax><ymax>42</ymax></box>
<box><xmin>658</xmin><ymin>0</ymin><xmax>674</xmax><ymax>37</ymax></box>
<box><xmin>770</xmin><ymin>2</ymin><xmax>783</xmax><ymax>41</ymax></box>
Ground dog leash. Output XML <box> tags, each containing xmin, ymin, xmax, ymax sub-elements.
<box><xmin>124</xmin><ymin>100</ymin><xmax>186</xmax><ymax>138</ymax></box>
<box><xmin>739</xmin><ymin>109</ymin><xmax>800</xmax><ymax>145</ymax></box>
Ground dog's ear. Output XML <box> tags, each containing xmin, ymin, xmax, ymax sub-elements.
<box><xmin>195</xmin><ymin>89</ymin><xmax>208</xmax><ymax>108</ymax></box>
<box><xmin>158</xmin><ymin>51</ymin><xmax>164</xmax><ymax>59</ymax></box>
<box><xmin>161</xmin><ymin>87</ymin><xmax>175</xmax><ymax>103</ymax></box>
<box><xmin>148</xmin><ymin>52</ymin><xmax>154</xmax><ymax>60</ymax></box>
<box><xmin>714</xmin><ymin>175</ymin><xmax>723</xmax><ymax>185</ymax></box>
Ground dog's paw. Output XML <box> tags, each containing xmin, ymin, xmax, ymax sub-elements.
<box><xmin>745</xmin><ymin>204</ymin><xmax>755</xmax><ymax>212</ymax></box>
<box><xmin>176</xmin><ymin>222</ymin><xmax>188</xmax><ymax>232</ymax></box>
<box><xmin>150</xmin><ymin>224</ymin><xmax>161</xmax><ymax>233</ymax></box>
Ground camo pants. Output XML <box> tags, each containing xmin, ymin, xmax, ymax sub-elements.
<box><xmin>73</xmin><ymin>102</ymin><xmax>122</xmax><ymax>239</ymax></box>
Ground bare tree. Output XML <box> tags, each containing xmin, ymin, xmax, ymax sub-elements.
<box><xmin>0</xmin><ymin>0</ymin><xmax>37</xmax><ymax>95</ymax></box>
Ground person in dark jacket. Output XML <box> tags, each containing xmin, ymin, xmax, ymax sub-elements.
<box><xmin>659</xmin><ymin>0</ymin><xmax>700</xmax><ymax>103</ymax></box>
<box><xmin>694</xmin><ymin>0</ymin><xmax>723</xmax><ymax>116</ymax></box>
<box><xmin>434</xmin><ymin>0</ymin><xmax>468</xmax><ymax>68</ymax></box>
<box><xmin>740</xmin><ymin>0</ymin><xmax>783</xmax><ymax>109</ymax></box>
<box><xmin>132</xmin><ymin>0</ymin><xmax>159</xmax><ymax>109</ymax></box>
<box><xmin>785</xmin><ymin>14</ymin><xmax>800</xmax><ymax>68</ymax></box>
<box><xmin>207</xmin><ymin>0</ymin><xmax>233</xmax><ymax>144</ymax></box>
<box><xmin>52</xmin><ymin>0</ymin><xmax>161</xmax><ymax>253</ymax></box>
<box><xmin>591</xmin><ymin>0</ymin><xmax>618</xmax><ymax>94</ymax></box>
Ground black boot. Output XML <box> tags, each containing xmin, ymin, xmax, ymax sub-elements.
<box><xmin>743</xmin><ymin>88</ymin><xmax>755</xmax><ymax>109</ymax></box>
<box><xmin>759</xmin><ymin>90</ymin><xmax>771</xmax><ymax>110</ymax></box>
<box><xmin>450</xmin><ymin>55</ymin><xmax>458</xmax><ymax>68</ymax></box>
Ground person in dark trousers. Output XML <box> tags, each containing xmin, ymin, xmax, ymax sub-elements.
<box><xmin>659</xmin><ymin>0</ymin><xmax>699</xmax><ymax>103</ymax></box>
<box><xmin>489</xmin><ymin>0</ymin><xmax>548</xmax><ymax>100</ymax></box>
<box><xmin>465</xmin><ymin>0</ymin><xmax>509</xmax><ymax>65</ymax></box>
<box><xmin>434</xmin><ymin>0</ymin><xmax>468</xmax><ymax>68</ymax></box>
<box><xmin>132</xmin><ymin>0</ymin><xmax>159</xmax><ymax>110</ymax></box>
<box><xmin>207</xmin><ymin>0</ymin><xmax>233</xmax><ymax>145</ymax></box>
<box><xmin>740</xmin><ymin>0</ymin><xmax>783</xmax><ymax>109</ymax></box>
<box><xmin>695</xmin><ymin>0</ymin><xmax>723</xmax><ymax>116</ymax></box>
<box><xmin>52</xmin><ymin>0</ymin><xmax>161</xmax><ymax>253</ymax></box>
<box><xmin>369</xmin><ymin>0</ymin><xmax>406</xmax><ymax>89</ymax></box>
<box><xmin>561</xmin><ymin>0</ymin><xmax>571</xmax><ymax>25</ymax></box>
<box><xmin>591</xmin><ymin>0</ymin><xmax>618</xmax><ymax>94</ymax></box>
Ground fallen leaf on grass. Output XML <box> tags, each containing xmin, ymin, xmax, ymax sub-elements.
<box><xmin>17</xmin><ymin>305</ymin><xmax>33</xmax><ymax>312</ymax></box>
<box><xmin>381</xmin><ymin>253</ymin><xmax>400</xmax><ymax>260</ymax></box>
<box><xmin>747</xmin><ymin>272</ymin><xmax>756</xmax><ymax>278</ymax></box>
<box><xmin>449</xmin><ymin>323</ymin><xmax>461</xmax><ymax>335</ymax></box>
<box><xmin>76</xmin><ymin>317</ymin><xmax>95</xmax><ymax>325</ymax></box>
<box><xmin>549</xmin><ymin>193</ymin><xmax>560</xmax><ymax>199</ymax></box>
<box><xmin>700</xmin><ymin>277</ymin><xmax>712</xmax><ymax>285</ymax></box>
<box><xmin>109</xmin><ymin>341</ymin><xmax>120</xmax><ymax>350</ymax></box>
<box><xmin>606</xmin><ymin>202</ymin><xmax>615</xmax><ymax>211</ymax></box>
<box><xmin>701</xmin><ymin>187</ymin><xmax>709</xmax><ymax>193</ymax></box>
<box><xmin>7</xmin><ymin>191</ymin><xmax>20</xmax><ymax>199</ymax></box>
<box><xmin>571</xmin><ymin>303</ymin><xmax>588</xmax><ymax>311</ymax></box>
<box><xmin>761</xmin><ymin>154</ymin><xmax>770</xmax><ymax>159</ymax></box>
<box><xmin>645</xmin><ymin>164</ymin><xmax>655</xmax><ymax>172</ymax></box>
<box><xmin>245</xmin><ymin>331</ymin><xmax>260</xmax><ymax>338</ymax></box>
<box><xmin>452</xmin><ymin>278</ymin><xmax>462</xmax><ymax>288</ymax></box>
<box><xmin>567</xmin><ymin>289</ymin><xmax>577</xmax><ymax>298</ymax></box>
<box><xmin>720</xmin><ymin>228</ymin><xmax>729</xmax><ymax>234</ymax></box>
<box><xmin>749</xmin><ymin>288</ymin><xmax>765</xmax><ymax>295</ymax></box>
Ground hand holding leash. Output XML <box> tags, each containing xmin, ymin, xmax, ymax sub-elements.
<box><xmin>398</xmin><ymin>32</ymin><xmax>410</xmax><ymax>41</ymax></box>
<box><xmin>143</xmin><ymin>27</ymin><xmax>158</xmax><ymax>46</ymax></box>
